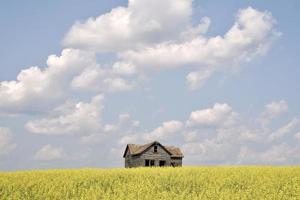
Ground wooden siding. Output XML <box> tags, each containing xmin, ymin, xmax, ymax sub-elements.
<box><xmin>139</xmin><ymin>145</ymin><xmax>171</xmax><ymax>166</ymax></box>
<box><xmin>170</xmin><ymin>158</ymin><xmax>182</xmax><ymax>167</ymax></box>
<box><xmin>125</xmin><ymin>144</ymin><xmax>183</xmax><ymax>167</ymax></box>
<box><xmin>125</xmin><ymin>154</ymin><xmax>142</xmax><ymax>168</ymax></box>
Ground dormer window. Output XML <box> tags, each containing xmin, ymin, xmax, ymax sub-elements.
<box><xmin>154</xmin><ymin>145</ymin><xmax>158</xmax><ymax>153</ymax></box>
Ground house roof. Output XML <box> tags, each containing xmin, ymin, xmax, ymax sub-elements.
<box><xmin>123</xmin><ymin>141</ymin><xmax>183</xmax><ymax>158</ymax></box>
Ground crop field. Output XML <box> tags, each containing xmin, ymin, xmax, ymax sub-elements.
<box><xmin>0</xmin><ymin>167</ymin><xmax>299</xmax><ymax>200</ymax></box>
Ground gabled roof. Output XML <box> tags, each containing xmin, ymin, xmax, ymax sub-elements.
<box><xmin>123</xmin><ymin>141</ymin><xmax>183</xmax><ymax>158</ymax></box>
<box><xmin>164</xmin><ymin>145</ymin><xmax>184</xmax><ymax>158</ymax></box>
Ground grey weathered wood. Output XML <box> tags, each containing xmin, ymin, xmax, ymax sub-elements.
<box><xmin>124</xmin><ymin>142</ymin><xmax>183</xmax><ymax>168</ymax></box>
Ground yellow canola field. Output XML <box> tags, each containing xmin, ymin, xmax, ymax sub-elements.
<box><xmin>0</xmin><ymin>167</ymin><xmax>299</xmax><ymax>200</ymax></box>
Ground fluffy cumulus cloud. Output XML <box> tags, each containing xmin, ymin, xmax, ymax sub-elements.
<box><xmin>294</xmin><ymin>132</ymin><xmax>300</xmax><ymax>140</ymax></box>
<box><xmin>0</xmin><ymin>49</ymin><xmax>94</xmax><ymax>114</ymax></box>
<box><xmin>0</xmin><ymin>49</ymin><xmax>135</xmax><ymax>115</ymax></box>
<box><xmin>182</xmin><ymin>126</ymin><xmax>260</xmax><ymax>164</ymax></box>
<box><xmin>122</xmin><ymin>6</ymin><xmax>278</xmax><ymax>68</ymax></box>
<box><xmin>186</xmin><ymin>69</ymin><xmax>213</xmax><ymax>90</ymax></box>
<box><xmin>120</xmin><ymin>7</ymin><xmax>280</xmax><ymax>89</ymax></box>
<box><xmin>0</xmin><ymin>127</ymin><xmax>16</xmax><ymax>156</ymax></box>
<box><xmin>64</xmin><ymin>0</ymin><xmax>194</xmax><ymax>52</ymax></box>
<box><xmin>64</xmin><ymin>1</ymin><xmax>279</xmax><ymax>90</ymax></box>
<box><xmin>26</xmin><ymin>95</ymin><xmax>104</xmax><ymax>135</ymax></box>
<box><xmin>268</xmin><ymin>118</ymin><xmax>299</xmax><ymax>141</ymax></box>
<box><xmin>144</xmin><ymin>120</ymin><xmax>183</xmax><ymax>141</ymax></box>
<box><xmin>119</xmin><ymin>134</ymin><xmax>139</xmax><ymax>145</ymax></box>
<box><xmin>186</xmin><ymin>103</ymin><xmax>237</xmax><ymax>127</ymax></box>
<box><xmin>180</xmin><ymin>101</ymin><xmax>300</xmax><ymax>165</ymax></box>
<box><xmin>80</xmin><ymin>112</ymin><xmax>140</xmax><ymax>145</ymax></box>
<box><xmin>71</xmin><ymin>61</ymin><xmax>136</xmax><ymax>93</ymax></box>
<box><xmin>0</xmin><ymin>1</ymin><xmax>280</xmax><ymax>116</ymax></box>
<box><xmin>33</xmin><ymin>144</ymin><xmax>66</xmax><ymax>161</ymax></box>
<box><xmin>259</xmin><ymin>100</ymin><xmax>288</xmax><ymax>125</ymax></box>
<box><xmin>238</xmin><ymin>143</ymin><xmax>300</xmax><ymax>165</ymax></box>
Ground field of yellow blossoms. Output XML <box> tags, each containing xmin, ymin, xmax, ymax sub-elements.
<box><xmin>0</xmin><ymin>167</ymin><xmax>299</xmax><ymax>200</ymax></box>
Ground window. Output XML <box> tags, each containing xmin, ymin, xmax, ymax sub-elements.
<box><xmin>154</xmin><ymin>145</ymin><xmax>158</xmax><ymax>153</ymax></box>
<box><xmin>145</xmin><ymin>160</ymin><xmax>150</xmax><ymax>166</ymax></box>
<box><xmin>150</xmin><ymin>160</ymin><xmax>155</xmax><ymax>166</ymax></box>
<box><xmin>159</xmin><ymin>160</ymin><xmax>166</xmax><ymax>167</ymax></box>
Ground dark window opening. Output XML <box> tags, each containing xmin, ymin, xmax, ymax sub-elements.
<box><xmin>154</xmin><ymin>145</ymin><xmax>158</xmax><ymax>153</ymax></box>
<box><xmin>150</xmin><ymin>160</ymin><xmax>155</xmax><ymax>166</ymax></box>
<box><xmin>145</xmin><ymin>159</ymin><xmax>150</xmax><ymax>166</ymax></box>
<box><xmin>159</xmin><ymin>160</ymin><xmax>166</xmax><ymax>166</ymax></box>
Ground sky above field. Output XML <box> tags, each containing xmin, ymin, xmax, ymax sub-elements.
<box><xmin>0</xmin><ymin>0</ymin><xmax>300</xmax><ymax>170</ymax></box>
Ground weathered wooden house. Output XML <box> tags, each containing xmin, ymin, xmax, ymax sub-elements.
<box><xmin>123</xmin><ymin>141</ymin><xmax>183</xmax><ymax>168</ymax></box>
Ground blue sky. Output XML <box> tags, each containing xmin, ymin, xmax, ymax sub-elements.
<box><xmin>0</xmin><ymin>0</ymin><xmax>300</xmax><ymax>170</ymax></box>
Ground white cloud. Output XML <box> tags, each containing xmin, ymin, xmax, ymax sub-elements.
<box><xmin>119</xmin><ymin>134</ymin><xmax>139</xmax><ymax>145</ymax></box>
<box><xmin>81</xmin><ymin>112</ymin><xmax>141</xmax><ymax>145</ymax></box>
<box><xmin>122</xmin><ymin>116</ymin><xmax>140</xmax><ymax>128</ymax></box>
<box><xmin>182</xmin><ymin>126</ymin><xmax>260</xmax><ymax>164</ymax></box>
<box><xmin>0</xmin><ymin>49</ymin><xmax>96</xmax><ymax>114</ymax></box>
<box><xmin>103</xmin><ymin>78</ymin><xmax>135</xmax><ymax>92</ymax></box>
<box><xmin>103</xmin><ymin>124</ymin><xmax>119</xmax><ymax>133</ymax></box>
<box><xmin>180</xmin><ymin>17</ymin><xmax>211</xmax><ymax>40</ymax></box>
<box><xmin>217</xmin><ymin>126</ymin><xmax>259</xmax><ymax>142</ymax></box>
<box><xmin>121</xmin><ymin>7</ymin><xmax>279</xmax><ymax>89</ymax></box>
<box><xmin>269</xmin><ymin>118</ymin><xmax>299</xmax><ymax>141</ymax></box>
<box><xmin>0</xmin><ymin>4</ymin><xmax>280</xmax><ymax>118</ymax></box>
<box><xmin>80</xmin><ymin>133</ymin><xmax>108</xmax><ymax>145</ymax></box>
<box><xmin>70</xmin><ymin>66</ymin><xmax>105</xmax><ymax>91</ymax></box>
<box><xmin>131</xmin><ymin>120</ymin><xmax>140</xmax><ymax>128</ymax></box>
<box><xmin>183</xmin><ymin>131</ymin><xmax>197</xmax><ymax>142</ymax></box>
<box><xmin>294</xmin><ymin>132</ymin><xmax>300</xmax><ymax>140</ymax></box>
<box><xmin>144</xmin><ymin>120</ymin><xmax>183</xmax><ymax>141</ymax></box>
<box><xmin>186</xmin><ymin>103</ymin><xmax>237</xmax><ymax>127</ymax></box>
<box><xmin>0</xmin><ymin>48</ymin><xmax>137</xmax><ymax>115</ymax></box>
<box><xmin>182</xmin><ymin>139</ymin><xmax>236</xmax><ymax>163</ymax></box>
<box><xmin>0</xmin><ymin>127</ymin><xmax>16</xmax><ymax>156</ymax></box>
<box><xmin>174</xmin><ymin>100</ymin><xmax>300</xmax><ymax>165</ymax></box>
<box><xmin>33</xmin><ymin>144</ymin><xmax>66</xmax><ymax>161</ymax></box>
<box><xmin>260</xmin><ymin>100</ymin><xmax>288</xmax><ymax>125</ymax></box>
<box><xmin>265</xmin><ymin>100</ymin><xmax>289</xmax><ymax>115</ymax></box>
<box><xmin>64</xmin><ymin>0</ymin><xmax>194</xmax><ymax>52</ymax></box>
<box><xmin>71</xmin><ymin>65</ymin><xmax>136</xmax><ymax>93</ymax></box>
<box><xmin>259</xmin><ymin>143</ymin><xmax>299</xmax><ymax>164</ymax></box>
<box><xmin>25</xmin><ymin>95</ymin><xmax>104</xmax><ymax>135</ymax></box>
<box><xmin>118</xmin><ymin>113</ymin><xmax>131</xmax><ymax>125</ymax></box>
<box><xmin>112</xmin><ymin>62</ymin><xmax>137</xmax><ymax>76</ymax></box>
<box><xmin>186</xmin><ymin>69</ymin><xmax>214</xmax><ymax>90</ymax></box>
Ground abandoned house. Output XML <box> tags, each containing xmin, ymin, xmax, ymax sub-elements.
<box><xmin>123</xmin><ymin>141</ymin><xmax>183</xmax><ymax>168</ymax></box>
